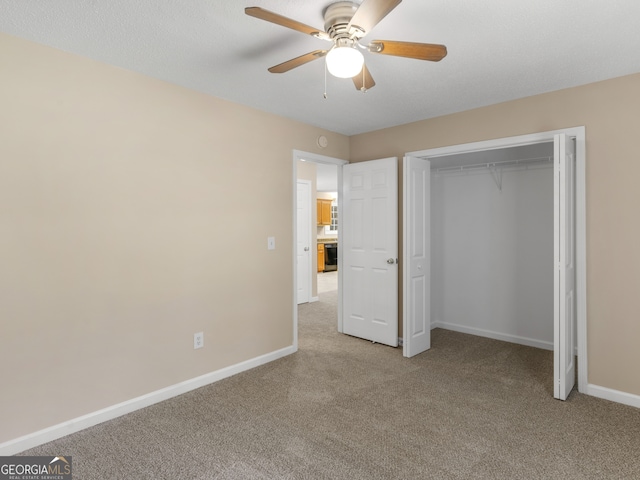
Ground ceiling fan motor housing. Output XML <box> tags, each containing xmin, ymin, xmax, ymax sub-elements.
<box><xmin>324</xmin><ymin>1</ymin><xmax>365</xmax><ymax>40</ymax></box>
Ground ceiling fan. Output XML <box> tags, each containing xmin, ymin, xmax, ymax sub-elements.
<box><xmin>245</xmin><ymin>0</ymin><xmax>447</xmax><ymax>92</ymax></box>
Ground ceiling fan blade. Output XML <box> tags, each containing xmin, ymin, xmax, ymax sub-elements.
<box><xmin>268</xmin><ymin>50</ymin><xmax>328</xmax><ymax>74</ymax></box>
<box><xmin>348</xmin><ymin>0</ymin><xmax>402</xmax><ymax>34</ymax></box>
<box><xmin>245</xmin><ymin>7</ymin><xmax>329</xmax><ymax>40</ymax></box>
<box><xmin>369</xmin><ymin>40</ymin><xmax>447</xmax><ymax>61</ymax></box>
<box><xmin>352</xmin><ymin>64</ymin><xmax>376</xmax><ymax>91</ymax></box>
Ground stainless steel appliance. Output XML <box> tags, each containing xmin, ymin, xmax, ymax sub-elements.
<box><xmin>324</xmin><ymin>243</ymin><xmax>338</xmax><ymax>272</ymax></box>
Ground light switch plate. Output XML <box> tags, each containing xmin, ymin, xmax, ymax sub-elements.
<box><xmin>267</xmin><ymin>236</ymin><xmax>276</xmax><ymax>250</ymax></box>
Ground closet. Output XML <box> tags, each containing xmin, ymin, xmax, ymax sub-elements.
<box><xmin>430</xmin><ymin>142</ymin><xmax>555</xmax><ymax>350</ymax></box>
<box><xmin>404</xmin><ymin>130</ymin><xmax>582</xmax><ymax>400</ymax></box>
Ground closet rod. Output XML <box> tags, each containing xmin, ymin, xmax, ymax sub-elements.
<box><xmin>433</xmin><ymin>155</ymin><xmax>552</xmax><ymax>173</ymax></box>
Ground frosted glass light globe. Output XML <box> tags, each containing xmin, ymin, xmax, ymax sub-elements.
<box><xmin>326</xmin><ymin>46</ymin><xmax>364</xmax><ymax>79</ymax></box>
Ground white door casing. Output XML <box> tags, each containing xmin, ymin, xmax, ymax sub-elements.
<box><xmin>403</xmin><ymin>156</ymin><xmax>431</xmax><ymax>357</ymax></box>
<box><xmin>342</xmin><ymin>157</ymin><xmax>398</xmax><ymax>346</ymax></box>
<box><xmin>554</xmin><ymin>134</ymin><xmax>577</xmax><ymax>400</ymax></box>
<box><xmin>296</xmin><ymin>180</ymin><xmax>312</xmax><ymax>305</ymax></box>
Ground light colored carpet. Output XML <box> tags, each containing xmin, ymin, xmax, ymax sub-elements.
<box><xmin>21</xmin><ymin>288</ymin><xmax>640</xmax><ymax>479</ymax></box>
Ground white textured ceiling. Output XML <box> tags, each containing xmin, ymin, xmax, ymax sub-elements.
<box><xmin>2</xmin><ymin>1</ymin><xmax>639</xmax><ymax>136</ymax></box>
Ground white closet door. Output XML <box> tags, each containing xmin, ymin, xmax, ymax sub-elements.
<box><xmin>403</xmin><ymin>155</ymin><xmax>431</xmax><ymax>357</ymax></box>
<box><xmin>342</xmin><ymin>157</ymin><xmax>398</xmax><ymax>346</ymax></box>
<box><xmin>554</xmin><ymin>134</ymin><xmax>576</xmax><ymax>400</ymax></box>
<box><xmin>296</xmin><ymin>180</ymin><xmax>311</xmax><ymax>305</ymax></box>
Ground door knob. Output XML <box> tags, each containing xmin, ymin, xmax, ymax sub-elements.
<box><xmin>387</xmin><ymin>258</ymin><xmax>396</xmax><ymax>264</ymax></box>
<box><xmin>304</xmin><ymin>247</ymin><xmax>309</xmax><ymax>251</ymax></box>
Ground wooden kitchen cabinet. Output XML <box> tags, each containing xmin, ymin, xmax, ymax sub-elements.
<box><xmin>317</xmin><ymin>199</ymin><xmax>332</xmax><ymax>226</ymax></box>
<box><xmin>317</xmin><ymin>243</ymin><xmax>325</xmax><ymax>272</ymax></box>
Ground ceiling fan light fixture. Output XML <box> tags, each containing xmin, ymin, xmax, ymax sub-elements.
<box><xmin>326</xmin><ymin>46</ymin><xmax>364</xmax><ymax>79</ymax></box>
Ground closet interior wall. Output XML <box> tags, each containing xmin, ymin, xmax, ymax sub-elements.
<box><xmin>430</xmin><ymin>144</ymin><xmax>555</xmax><ymax>350</ymax></box>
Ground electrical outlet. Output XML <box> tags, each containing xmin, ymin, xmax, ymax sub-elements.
<box><xmin>194</xmin><ymin>332</ymin><xmax>204</xmax><ymax>349</ymax></box>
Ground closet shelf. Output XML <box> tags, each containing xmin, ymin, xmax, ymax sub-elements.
<box><xmin>433</xmin><ymin>155</ymin><xmax>552</xmax><ymax>192</ymax></box>
<box><xmin>432</xmin><ymin>155</ymin><xmax>552</xmax><ymax>173</ymax></box>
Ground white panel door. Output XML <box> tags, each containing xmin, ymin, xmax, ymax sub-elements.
<box><xmin>554</xmin><ymin>134</ymin><xmax>576</xmax><ymax>400</ymax></box>
<box><xmin>342</xmin><ymin>158</ymin><xmax>398</xmax><ymax>346</ymax></box>
<box><xmin>403</xmin><ymin>156</ymin><xmax>431</xmax><ymax>357</ymax></box>
<box><xmin>296</xmin><ymin>180</ymin><xmax>311</xmax><ymax>305</ymax></box>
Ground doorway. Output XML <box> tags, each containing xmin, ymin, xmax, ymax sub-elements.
<box><xmin>292</xmin><ymin>150</ymin><xmax>347</xmax><ymax>351</ymax></box>
<box><xmin>431</xmin><ymin>142</ymin><xmax>555</xmax><ymax>350</ymax></box>
<box><xmin>403</xmin><ymin>127</ymin><xmax>587</xmax><ymax>399</ymax></box>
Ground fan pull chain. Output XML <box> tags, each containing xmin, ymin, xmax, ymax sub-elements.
<box><xmin>323</xmin><ymin>57</ymin><xmax>328</xmax><ymax>99</ymax></box>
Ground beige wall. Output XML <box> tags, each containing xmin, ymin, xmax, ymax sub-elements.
<box><xmin>0</xmin><ymin>33</ymin><xmax>349</xmax><ymax>443</ymax></box>
<box><xmin>350</xmin><ymin>73</ymin><xmax>640</xmax><ymax>397</ymax></box>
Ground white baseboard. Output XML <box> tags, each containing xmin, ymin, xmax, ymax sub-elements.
<box><xmin>0</xmin><ymin>345</ymin><xmax>296</xmax><ymax>456</ymax></box>
<box><xmin>431</xmin><ymin>321</ymin><xmax>553</xmax><ymax>351</ymax></box>
<box><xmin>585</xmin><ymin>384</ymin><xmax>640</xmax><ymax>409</ymax></box>
<box><xmin>309</xmin><ymin>296</ymin><xmax>319</xmax><ymax>303</ymax></box>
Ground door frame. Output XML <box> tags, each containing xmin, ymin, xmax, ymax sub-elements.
<box><xmin>292</xmin><ymin>150</ymin><xmax>348</xmax><ymax>352</ymax></box>
<box><xmin>405</xmin><ymin>126</ymin><xmax>587</xmax><ymax>394</ymax></box>
<box><xmin>296</xmin><ymin>179</ymin><xmax>312</xmax><ymax>305</ymax></box>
